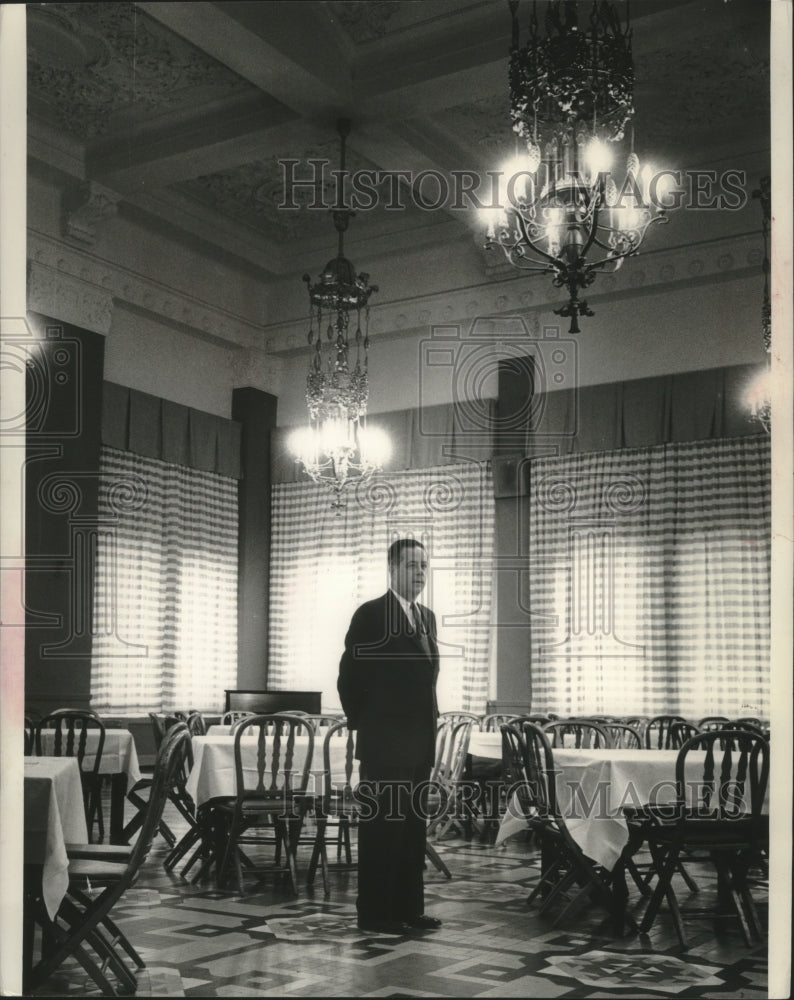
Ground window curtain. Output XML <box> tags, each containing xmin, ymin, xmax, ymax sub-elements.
<box><xmin>269</xmin><ymin>461</ymin><xmax>494</xmax><ymax>713</ymax></box>
<box><xmin>91</xmin><ymin>446</ymin><xmax>238</xmax><ymax>714</ymax></box>
<box><xmin>527</xmin><ymin>435</ymin><xmax>770</xmax><ymax>718</ymax></box>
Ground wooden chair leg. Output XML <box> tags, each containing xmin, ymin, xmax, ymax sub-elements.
<box><xmin>425</xmin><ymin>842</ymin><xmax>451</xmax><ymax>878</ymax></box>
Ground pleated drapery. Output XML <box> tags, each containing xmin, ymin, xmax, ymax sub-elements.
<box><xmin>526</xmin><ymin>435</ymin><xmax>771</xmax><ymax>718</ymax></box>
<box><xmin>268</xmin><ymin>462</ymin><xmax>495</xmax><ymax>713</ymax></box>
<box><xmin>90</xmin><ymin>446</ymin><xmax>238</xmax><ymax>714</ymax></box>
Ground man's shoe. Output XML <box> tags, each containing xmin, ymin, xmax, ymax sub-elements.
<box><xmin>407</xmin><ymin>915</ymin><xmax>442</xmax><ymax>930</ymax></box>
<box><xmin>357</xmin><ymin>918</ymin><xmax>411</xmax><ymax>935</ymax></box>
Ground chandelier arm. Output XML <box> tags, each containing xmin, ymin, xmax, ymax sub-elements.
<box><xmin>577</xmin><ymin>195</ymin><xmax>607</xmax><ymax>261</ymax></box>
<box><xmin>511</xmin><ymin>210</ymin><xmax>567</xmax><ymax>271</ymax></box>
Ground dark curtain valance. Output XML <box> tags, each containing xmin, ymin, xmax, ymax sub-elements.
<box><xmin>102</xmin><ymin>381</ymin><xmax>242</xmax><ymax>479</ymax></box>
<box><xmin>271</xmin><ymin>400</ymin><xmax>497</xmax><ymax>483</ymax></box>
<box><xmin>492</xmin><ymin>362</ymin><xmax>766</xmax><ymax>497</ymax></box>
<box><xmin>271</xmin><ymin>363</ymin><xmax>764</xmax><ymax>488</ymax></box>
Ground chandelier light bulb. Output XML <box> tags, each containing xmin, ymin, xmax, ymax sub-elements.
<box><xmin>586</xmin><ymin>138</ymin><xmax>613</xmax><ymax>180</ymax></box>
<box><xmin>481</xmin><ymin>206</ymin><xmax>507</xmax><ymax>238</ymax></box>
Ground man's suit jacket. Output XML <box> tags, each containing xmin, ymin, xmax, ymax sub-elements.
<box><xmin>337</xmin><ymin>590</ymin><xmax>439</xmax><ymax>773</ymax></box>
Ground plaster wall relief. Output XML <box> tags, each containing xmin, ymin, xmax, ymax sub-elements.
<box><xmin>27</xmin><ymin>233</ymin><xmax>263</xmax><ymax>351</ymax></box>
<box><xmin>261</xmin><ymin>230</ymin><xmax>761</xmax><ymax>356</ymax></box>
<box><xmin>27</xmin><ymin>258</ymin><xmax>114</xmax><ymax>336</ymax></box>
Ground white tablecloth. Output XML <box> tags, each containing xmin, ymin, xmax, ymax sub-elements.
<box><xmin>469</xmin><ymin>731</ymin><xmax>502</xmax><ymax>759</ymax></box>
<box><xmin>24</xmin><ymin>757</ymin><xmax>88</xmax><ymax>919</ymax></box>
<box><xmin>186</xmin><ymin>733</ymin><xmax>356</xmax><ymax>807</ymax></box>
<box><xmin>36</xmin><ymin>730</ymin><xmax>142</xmax><ymax>785</ymax></box>
<box><xmin>495</xmin><ymin>747</ymin><xmax>766</xmax><ymax>870</ymax></box>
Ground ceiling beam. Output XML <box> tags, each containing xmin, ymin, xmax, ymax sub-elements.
<box><xmin>136</xmin><ymin>1</ymin><xmax>351</xmax><ymax>115</ymax></box>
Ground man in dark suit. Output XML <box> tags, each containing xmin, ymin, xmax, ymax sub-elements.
<box><xmin>337</xmin><ymin>537</ymin><xmax>441</xmax><ymax>935</ymax></box>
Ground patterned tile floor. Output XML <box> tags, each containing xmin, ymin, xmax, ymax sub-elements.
<box><xmin>29</xmin><ymin>801</ymin><xmax>769</xmax><ymax>998</ymax></box>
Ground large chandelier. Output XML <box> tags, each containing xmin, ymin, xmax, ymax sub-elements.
<box><xmin>484</xmin><ymin>0</ymin><xmax>668</xmax><ymax>333</ymax></box>
<box><xmin>290</xmin><ymin>118</ymin><xmax>389</xmax><ymax>507</ymax></box>
<box><xmin>746</xmin><ymin>175</ymin><xmax>771</xmax><ymax>434</ymax></box>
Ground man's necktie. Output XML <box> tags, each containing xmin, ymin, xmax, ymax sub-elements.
<box><xmin>410</xmin><ymin>602</ymin><xmax>432</xmax><ymax>657</ymax></box>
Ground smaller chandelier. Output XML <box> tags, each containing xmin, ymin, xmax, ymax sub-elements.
<box><xmin>484</xmin><ymin>0</ymin><xmax>668</xmax><ymax>333</ymax></box>
<box><xmin>291</xmin><ymin>118</ymin><xmax>389</xmax><ymax>507</ymax></box>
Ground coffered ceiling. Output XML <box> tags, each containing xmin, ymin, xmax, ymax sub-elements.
<box><xmin>26</xmin><ymin>0</ymin><xmax>772</xmax><ymax>345</ymax></box>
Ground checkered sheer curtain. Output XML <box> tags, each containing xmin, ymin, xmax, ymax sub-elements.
<box><xmin>91</xmin><ymin>446</ymin><xmax>238</xmax><ymax>714</ymax></box>
<box><xmin>527</xmin><ymin>435</ymin><xmax>771</xmax><ymax>718</ymax></box>
<box><xmin>269</xmin><ymin>462</ymin><xmax>494</xmax><ymax>713</ymax></box>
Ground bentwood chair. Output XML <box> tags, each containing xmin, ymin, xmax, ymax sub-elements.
<box><xmin>668</xmin><ymin>720</ymin><xmax>701</xmax><ymax>748</ymax></box>
<box><xmin>733</xmin><ymin>717</ymin><xmax>767</xmax><ymax>736</ymax></box>
<box><xmin>216</xmin><ymin>714</ymin><xmax>315</xmax><ymax>894</ymax></box>
<box><xmin>306</xmin><ymin>720</ymin><xmax>359</xmax><ymax>895</ymax></box>
<box><xmin>29</xmin><ymin>724</ymin><xmax>192</xmax><ymax>996</ymax></box>
<box><xmin>644</xmin><ymin>715</ymin><xmax>687</xmax><ymax>749</ymax></box>
<box><xmin>543</xmin><ymin>719</ymin><xmax>612</xmax><ymax>750</ymax></box>
<box><xmin>438</xmin><ymin>710</ymin><xmax>483</xmax><ymax>729</ymax></box>
<box><xmin>638</xmin><ymin>729</ymin><xmax>769</xmax><ymax>947</ymax></box>
<box><xmin>302</xmin><ymin>713</ymin><xmax>347</xmax><ymax>732</ymax></box>
<box><xmin>481</xmin><ymin>713</ymin><xmax>518</xmax><ymax>731</ymax></box>
<box><xmin>24</xmin><ymin>715</ymin><xmax>35</xmax><ymax>755</ymax></box>
<box><xmin>698</xmin><ymin>715</ymin><xmax>731</xmax><ymax>731</ymax></box>
<box><xmin>36</xmin><ymin>711</ymin><xmax>107</xmax><ymax>843</ymax></box>
<box><xmin>220</xmin><ymin>710</ymin><xmax>255</xmax><ymax>729</ymax></box>
<box><xmin>427</xmin><ymin>718</ymin><xmax>474</xmax><ymax>840</ymax></box>
<box><xmin>500</xmin><ymin>723</ymin><xmax>546</xmax><ymax>851</ymax></box>
<box><xmin>521</xmin><ymin>722</ymin><xmax>629</xmax><ymax>928</ymax></box>
<box><xmin>424</xmin><ymin>720</ymin><xmax>456</xmax><ymax>877</ymax></box>
<box><xmin>511</xmin><ymin>714</ymin><xmax>552</xmax><ymax>727</ymax></box>
<box><xmin>604</xmin><ymin>722</ymin><xmax>643</xmax><ymax>749</ymax></box>
<box><xmin>186</xmin><ymin>711</ymin><xmax>207</xmax><ymax>736</ymax></box>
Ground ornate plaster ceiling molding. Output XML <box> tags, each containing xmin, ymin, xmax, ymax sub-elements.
<box><xmin>27</xmin><ymin>231</ymin><xmax>263</xmax><ymax>349</ymax></box>
<box><xmin>27</xmin><ymin>2</ymin><xmax>251</xmax><ymax>139</ymax></box>
<box><xmin>27</xmin><ymin>259</ymin><xmax>114</xmax><ymax>335</ymax></box>
<box><xmin>172</xmin><ymin>139</ymin><xmax>388</xmax><ymax>239</ymax></box>
<box><xmin>262</xmin><ymin>230</ymin><xmax>761</xmax><ymax>355</ymax></box>
<box><xmin>63</xmin><ymin>181</ymin><xmax>122</xmax><ymax>247</ymax></box>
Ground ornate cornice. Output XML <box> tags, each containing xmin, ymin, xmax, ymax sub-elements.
<box><xmin>27</xmin><ymin>231</ymin><xmax>263</xmax><ymax>348</ymax></box>
<box><xmin>262</xmin><ymin>230</ymin><xmax>762</xmax><ymax>355</ymax></box>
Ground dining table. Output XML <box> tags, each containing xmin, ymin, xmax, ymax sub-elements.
<box><xmin>185</xmin><ymin>731</ymin><xmax>355</xmax><ymax>884</ymax></box>
<box><xmin>35</xmin><ymin>729</ymin><xmax>142</xmax><ymax>843</ymax></box>
<box><xmin>471</xmin><ymin>732</ymin><xmax>768</xmax><ymax>933</ymax></box>
<box><xmin>186</xmin><ymin>731</ymin><xmax>353</xmax><ymax>807</ymax></box>
<box><xmin>24</xmin><ymin>756</ymin><xmax>88</xmax><ymax>921</ymax></box>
